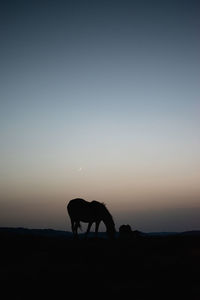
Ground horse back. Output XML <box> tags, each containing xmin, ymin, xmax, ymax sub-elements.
<box><xmin>67</xmin><ymin>198</ymin><xmax>100</xmax><ymax>222</ymax></box>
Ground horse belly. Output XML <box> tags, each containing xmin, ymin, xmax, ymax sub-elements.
<box><xmin>79</xmin><ymin>213</ymin><xmax>95</xmax><ymax>223</ymax></box>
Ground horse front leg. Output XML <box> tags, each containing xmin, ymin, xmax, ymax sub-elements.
<box><xmin>95</xmin><ymin>221</ymin><xmax>100</xmax><ymax>237</ymax></box>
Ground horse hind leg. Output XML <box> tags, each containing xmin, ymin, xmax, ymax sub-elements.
<box><xmin>70</xmin><ymin>219</ymin><xmax>78</xmax><ymax>239</ymax></box>
<box><xmin>70</xmin><ymin>219</ymin><xmax>75</xmax><ymax>234</ymax></box>
<box><xmin>74</xmin><ymin>221</ymin><xmax>80</xmax><ymax>238</ymax></box>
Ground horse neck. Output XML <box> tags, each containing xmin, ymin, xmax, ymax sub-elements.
<box><xmin>102</xmin><ymin>213</ymin><xmax>114</xmax><ymax>230</ymax></box>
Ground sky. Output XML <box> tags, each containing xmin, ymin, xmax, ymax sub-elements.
<box><xmin>0</xmin><ymin>0</ymin><xmax>200</xmax><ymax>232</ymax></box>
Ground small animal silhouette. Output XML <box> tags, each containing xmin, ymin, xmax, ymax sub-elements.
<box><xmin>119</xmin><ymin>224</ymin><xmax>143</xmax><ymax>239</ymax></box>
<box><xmin>67</xmin><ymin>198</ymin><xmax>116</xmax><ymax>239</ymax></box>
<box><xmin>119</xmin><ymin>224</ymin><xmax>132</xmax><ymax>239</ymax></box>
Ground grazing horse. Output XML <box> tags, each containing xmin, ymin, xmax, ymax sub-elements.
<box><xmin>67</xmin><ymin>198</ymin><xmax>116</xmax><ymax>239</ymax></box>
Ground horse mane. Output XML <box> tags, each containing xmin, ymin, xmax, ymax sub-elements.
<box><xmin>91</xmin><ymin>201</ymin><xmax>114</xmax><ymax>223</ymax></box>
<box><xmin>101</xmin><ymin>202</ymin><xmax>115</xmax><ymax>226</ymax></box>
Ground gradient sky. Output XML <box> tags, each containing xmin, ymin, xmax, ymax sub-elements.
<box><xmin>0</xmin><ymin>0</ymin><xmax>200</xmax><ymax>232</ymax></box>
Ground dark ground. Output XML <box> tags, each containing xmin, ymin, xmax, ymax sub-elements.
<box><xmin>0</xmin><ymin>228</ymin><xmax>200</xmax><ymax>299</ymax></box>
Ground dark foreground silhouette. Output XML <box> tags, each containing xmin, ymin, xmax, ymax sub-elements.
<box><xmin>67</xmin><ymin>198</ymin><xmax>116</xmax><ymax>239</ymax></box>
<box><xmin>0</xmin><ymin>228</ymin><xmax>200</xmax><ymax>299</ymax></box>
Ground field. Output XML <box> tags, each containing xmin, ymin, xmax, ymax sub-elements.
<box><xmin>0</xmin><ymin>228</ymin><xmax>200</xmax><ymax>299</ymax></box>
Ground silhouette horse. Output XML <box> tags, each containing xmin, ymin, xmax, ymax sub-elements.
<box><xmin>67</xmin><ymin>198</ymin><xmax>116</xmax><ymax>239</ymax></box>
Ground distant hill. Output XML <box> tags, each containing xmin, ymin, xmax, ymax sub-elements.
<box><xmin>147</xmin><ymin>231</ymin><xmax>200</xmax><ymax>237</ymax></box>
<box><xmin>0</xmin><ymin>227</ymin><xmax>72</xmax><ymax>238</ymax></box>
<box><xmin>179</xmin><ymin>230</ymin><xmax>200</xmax><ymax>236</ymax></box>
<box><xmin>147</xmin><ymin>232</ymin><xmax>179</xmax><ymax>236</ymax></box>
<box><xmin>0</xmin><ymin>227</ymin><xmax>200</xmax><ymax>238</ymax></box>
